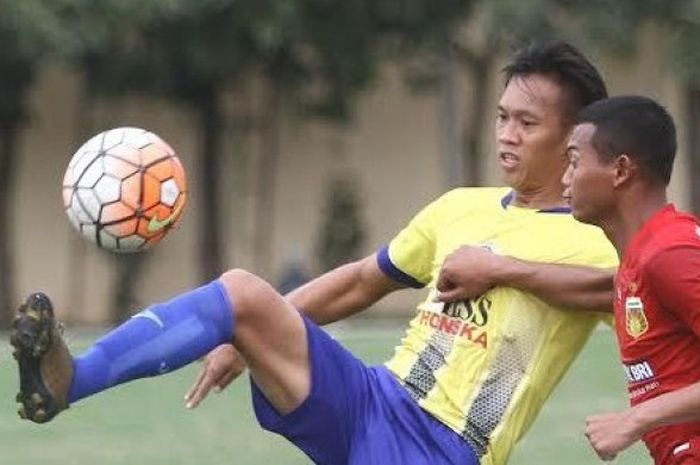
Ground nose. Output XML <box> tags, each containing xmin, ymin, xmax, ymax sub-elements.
<box><xmin>562</xmin><ymin>163</ymin><xmax>573</xmax><ymax>187</ymax></box>
<box><xmin>497</xmin><ymin>120</ymin><xmax>519</xmax><ymax>146</ymax></box>
<box><xmin>561</xmin><ymin>163</ymin><xmax>573</xmax><ymax>195</ymax></box>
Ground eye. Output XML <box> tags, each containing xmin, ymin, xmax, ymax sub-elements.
<box><xmin>496</xmin><ymin>113</ymin><xmax>507</xmax><ymax>124</ymax></box>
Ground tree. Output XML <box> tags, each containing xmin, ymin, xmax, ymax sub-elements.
<box><xmin>54</xmin><ymin>0</ymin><xmax>172</xmax><ymax>322</ymax></box>
<box><xmin>316</xmin><ymin>176</ymin><xmax>366</xmax><ymax>272</ymax></box>
<box><xmin>554</xmin><ymin>0</ymin><xmax>700</xmax><ymax>213</ymax></box>
<box><xmin>248</xmin><ymin>0</ymin><xmax>475</xmax><ymax>274</ymax></box>
<box><xmin>36</xmin><ymin>0</ymin><xmax>473</xmax><ymax>323</ymax></box>
<box><xmin>0</xmin><ymin>0</ymin><xmax>71</xmax><ymax>327</ymax></box>
<box><xmin>653</xmin><ymin>1</ymin><xmax>700</xmax><ymax>214</ymax></box>
<box><xmin>135</xmin><ymin>0</ymin><xmax>475</xmax><ymax>279</ymax></box>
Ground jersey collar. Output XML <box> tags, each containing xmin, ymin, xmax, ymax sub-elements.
<box><xmin>500</xmin><ymin>191</ymin><xmax>571</xmax><ymax>214</ymax></box>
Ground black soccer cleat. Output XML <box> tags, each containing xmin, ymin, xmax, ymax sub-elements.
<box><xmin>11</xmin><ymin>292</ymin><xmax>73</xmax><ymax>423</ymax></box>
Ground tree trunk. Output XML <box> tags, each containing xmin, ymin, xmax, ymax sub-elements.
<box><xmin>198</xmin><ymin>90</ymin><xmax>225</xmax><ymax>280</ymax></box>
<box><xmin>460</xmin><ymin>52</ymin><xmax>493</xmax><ymax>187</ymax></box>
<box><xmin>0</xmin><ymin>122</ymin><xmax>18</xmax><ymax>328</ymax></box>
<box><xmin>66</xmin><ymin>83</ymin><xmax>94</xmax><ymax>324</ymax></box>
<box><xmin>252</xmin><ymin>83</ymin><xmax>281</xmax><ymax>279</ymax></box>
<box><xmin>110</xmin><ymin>252</ymin><xmax>147</xmax><ymax>323</ymax></box>
<box><xmin>439</xmin><ymin>40</ymin><xmax>465</xmax><ymax>189</ymax></box>
<box><xmin>686</xmin><ymin>83</ymin><xmax>700</xmax><ymax>215</ymax></box>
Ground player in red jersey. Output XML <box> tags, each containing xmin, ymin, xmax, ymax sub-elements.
<box><xmin>564</xmin><ymin>95</ymin><xmax>700</xmax><ymax>464</ymax></box>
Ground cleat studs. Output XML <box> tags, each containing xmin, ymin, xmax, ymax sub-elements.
<box><xmin>17</xmin><ymin>331</ymin><xmax>34</xmax><ymax>348</ymax></box>
<box><xmin>34</xmin><ymin>409</ymin><xmax>47</xmax><ymax>423</ymax></box>
<box><xmin>31</xmin><ymin>393</ymin><xmax>43</xmax><ymax>406</ymax></box>
<box><xmin>17</xmin><ymin>404</ymin><xmax>27</xmax><ymax>419</ymax></box>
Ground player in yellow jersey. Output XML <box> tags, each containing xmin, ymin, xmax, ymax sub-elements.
<box><xmin>12</xmin><ymin>42</ymin><xmax>616</xmax><ymax>465</ymax></box>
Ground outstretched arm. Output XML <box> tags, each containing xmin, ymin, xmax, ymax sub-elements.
<box><xmin>586</xmin><ymin>382</ymin><xmax>700</xmax><ymax>461</ymax></box>
<box><xmin>286</xmin><ymin>253</ymin><xmax>405</xmax><ymax>324</ymax></box>
<box><xmin>435</xmin><ymin>245</ymin><xmax>614</xmax><ymax>312</ymax></box>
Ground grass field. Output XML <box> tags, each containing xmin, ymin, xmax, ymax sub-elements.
<box><xmin>0</xmin><ymin>322</ymin><xmax>650</xmax><ymax>465</ymax></box>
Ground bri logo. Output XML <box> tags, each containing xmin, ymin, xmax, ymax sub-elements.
<box><xmin>624</xmin><ymin>360</ymin><xmax>655</xmax><ymax>383</ymax></box>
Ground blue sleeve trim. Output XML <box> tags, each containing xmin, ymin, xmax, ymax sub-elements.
<box><xmin>500</xmin><ymin>191</ymin><xmax>513</xmax><ymax>209</ymax></box>
<box><xmin>376</xmin><ymin>246</ymin><xmax>426</xmax><ymax>289</ymax></box>
<box><xmin>502</xmin><ymin>190</ymin><xmax>571</xmax><ymax>214</ymax></box>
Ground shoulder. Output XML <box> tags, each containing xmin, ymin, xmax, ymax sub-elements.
<box><xmin>643</xmin><ymin>245</ymin><xmax>700</xmax><ymax>316</ymax></box>
<box><xmin>646</xmin><ymin>244</ymin><xmax>700</xmax><ymax>277</ymax></box>
<box><xmin>662</xmin><ymin>210</ymin><xmax>700</xmax><ymax>243</ymax></box>
<box><xmin>642</xmin><ymin>230</ymin><xmax>700</xmax><ymax>295</ymax></box>
<box><xmin>643</xmin><ymin>209</ymin><xmax>700</xmax><ymax>261</ymax></box>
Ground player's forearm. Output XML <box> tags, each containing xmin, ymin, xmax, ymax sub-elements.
<box><xmin>285</xmin><ymin>254</ymin><xmax>401</xmax><ymax>325</ymax></box>
<box><xmin>628</xmin><ymin>382</ymin><xmax>700</xmax><ymax>435</ymax></box>
<box><xmin>495</xmin><ymin>259</ymin><xmax>615</xmax><ymax>312</ymax></box>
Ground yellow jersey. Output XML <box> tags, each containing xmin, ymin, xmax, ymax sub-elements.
<box><xmin>379</xmin><ymin>187</ymin><xmax>617</xmax><ymax>465</ymax></box>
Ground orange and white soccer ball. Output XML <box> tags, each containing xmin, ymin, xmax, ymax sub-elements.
<box><xmin>62</xmin><ymin>127</ymin><xmax>187</xmax><ymax>252</ymax></box>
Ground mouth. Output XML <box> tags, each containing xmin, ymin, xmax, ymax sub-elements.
<box><xmin>498</xmin><ymin>151</ymin><xmax>520</xmax><ymax>170</ymax></box>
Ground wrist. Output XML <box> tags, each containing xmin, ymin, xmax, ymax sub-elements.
<box><xmin>626</xmin><ymin>405</ymin><xmax>655</xmax><ymax>438</ymax></box>
<box><xmin>492</xmin><ymin>255</ymin><xmax>527</xmax><ymax>288</ymax></box>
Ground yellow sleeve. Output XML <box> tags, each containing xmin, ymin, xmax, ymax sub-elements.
<box><xmin>377</xmin><ymin>192</ymin><xmax>451</xmax><ymax>287</ymax></box>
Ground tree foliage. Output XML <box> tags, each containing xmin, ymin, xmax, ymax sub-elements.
<box><xmin>0</xmin><ymin>0</ymin><xmax>76</xmax><ymax>326</ymax></box>
<box><xmin>8</xmin><ymin>0</ymin><xmax>700</xmax><ymax>323</ymax></box>
<box><xmin>316</xmin><ymin>176</ymin><xmax>366</xmax><ymax>273</ymax></box>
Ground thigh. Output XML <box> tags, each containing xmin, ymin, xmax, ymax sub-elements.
<box><xmin>349</xmin><ymin>367</ymin><xmax>479</xmax><ymax>465</ymax></box>
<box><xmin>221</xmin><ymin>270</ymin><xmax>310</xmax><ymax>414</ymax></box>
<box><xmin>251</xmin><ymin>315</ymin><xmax>373</xmax><ymax>465</ymax></box>
<box><xmin>246</xmin><ymin>313</ymin><xmax>478</xmax><ymax>465</ymax></box>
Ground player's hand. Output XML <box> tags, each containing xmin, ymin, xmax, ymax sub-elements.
<box><xmin>435</xmin><ymin>245</ymin><xmax>506</xmax><ymax>302</ymax></box>
<box><xmin>184</xmin><ymin>343</ymin><xmax>247</xmax><ymax>409</ymax></box>
<box><xmin>585</xmin><ymin>410</ymin><xmax>641</xmax><ymax>461</ymax></box>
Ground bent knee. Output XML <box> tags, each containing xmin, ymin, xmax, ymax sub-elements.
<box><xmin>219</xmin><ymin>269</ymin><xmax>260</xmax><ymax>289</ymax></box>
<box><xmin>218</xmin><ymin>269</ymin><xmax>277</xmax><ymax>317</ymax></box>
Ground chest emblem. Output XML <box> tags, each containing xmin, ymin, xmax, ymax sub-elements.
<box><xmin>625</xmin><ymin>296</ymin><xmax>648</xmax><ymax>338</ymax></box>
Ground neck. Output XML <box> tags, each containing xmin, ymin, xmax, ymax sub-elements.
<box><xmin>511</xmin><ymin>184</ymin><xmax>566</xmax><ymax>210</ymax></box>
<box><xmin>601</xmin><ymin>188</ymin><xmax>669</xmax><ymax>258</ymax></box>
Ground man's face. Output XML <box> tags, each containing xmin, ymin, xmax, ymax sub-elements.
<box><xmin>496</xmin><ymin>74</ymin><xmax>571</xmax><ymax>194</ymax></box>
<box><xmin>562</xmin><ymin>123</ymin><xmax>616</xmax><ymax>225</ymax></box>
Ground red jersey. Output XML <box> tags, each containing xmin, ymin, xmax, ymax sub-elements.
<box><xmin>614</xmin><ymin>204</ymin><xmax>700</xmax><ymax>464</ymax></box>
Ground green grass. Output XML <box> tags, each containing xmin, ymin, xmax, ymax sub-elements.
<box><xmin>0</xmin><ymin>323</ymin><xmax>650</xmax><ymax>465</ymax></box>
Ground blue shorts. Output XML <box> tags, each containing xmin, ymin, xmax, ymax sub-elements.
<box><xmin>251</xmin><ymin>316</ymin><xmax>479</xmax><ymax>465</ymax></box>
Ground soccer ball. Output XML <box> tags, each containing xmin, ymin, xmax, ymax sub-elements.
<box><xmin>62</xmin><ymin>127</ymin><xmax>187</xmax><ymax>252</ymax></box>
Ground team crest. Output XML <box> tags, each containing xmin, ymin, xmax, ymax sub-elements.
<box><xmin>625</xmin><ymin>296</ymin><xmax>648</xmax><ymax>338</ymax></box>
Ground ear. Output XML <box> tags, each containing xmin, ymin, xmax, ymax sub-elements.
<box><xmin>612</xmin><ymin>154</ymin><xmax>637</xmax><ymax>188</ymax></box>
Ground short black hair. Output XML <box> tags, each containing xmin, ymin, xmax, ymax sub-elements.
<box><xmin>577</xmin><ymin>95</ymin><xmax>677</xmax><ymax>185</ymax></box>
<box><xmin>503</xmin><ymin>41</ymin><xmax>608</xmax><ymax>123</ymax></box>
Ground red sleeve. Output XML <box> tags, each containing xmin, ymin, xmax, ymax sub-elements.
<box><xmin>647</xmin><ymin>246</ymin><xmax>700</xmax><ymax>338</ymax></box>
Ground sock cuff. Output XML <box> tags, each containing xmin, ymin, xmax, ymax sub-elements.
<box><xmin>211</xmin><ymin>279</ymin><xmax>235</xmax><ymax>342</ymax></box>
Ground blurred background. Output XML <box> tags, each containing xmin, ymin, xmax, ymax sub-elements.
<box><xmin>1</xmin><ymin>0</ymin><xmax>699</xmax><ymax>463</ymax></box>
<box><xmin>2</xmin><ymin>0</ymin><xmax>700</xmax><ymax>324</ymax></box>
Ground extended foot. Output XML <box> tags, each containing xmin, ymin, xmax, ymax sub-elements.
<box><xmin>11</xmin><ymin>292</ymin><xmax>73</xmax><ymax>423</ymax></box>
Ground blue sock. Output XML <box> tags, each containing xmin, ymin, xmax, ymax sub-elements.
<box><xmin>68</xmin><ymin>280</ymin><xmax>234</xmax><ymax>403</ymax></box>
